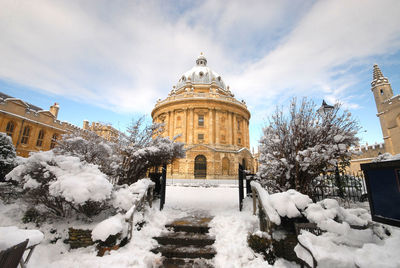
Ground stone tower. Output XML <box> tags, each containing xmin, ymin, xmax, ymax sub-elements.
<box><xmin>152</xmin><ymin>54</ymin><xmax>254</xmax><ymax>180</ymax></box>
<box><xmin>371</xmin><ymin>64</ymin><xmax>400</xmax><ymax>154</ymax></box>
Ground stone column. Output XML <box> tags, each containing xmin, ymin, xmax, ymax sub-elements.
<box><xmin>189</xmin><ymin>108</ymin><xmax>194</xmax><ymax>144</ymax></box>
<box><xmin>228</xmin><ymin>112</ymin><xmax>233</xmax><ymax>145</ymax></box>
<box><xmin>183</xmin><ymin>108</ymin><xmax>188</xmax><ymax>143</ymax></box>
<box><xmin>215</xmin><ymin>110</ymin><xmax>220</xmax><ymax>144</ymax></box>
<box><xmin>233</xmin><ymin>114</ymin><xmax>237</xmax><ymax>146</ymax></box>
<box><xmin>168</xmin><ymin>111</ymin><xmax>172</xmax><ymax>138</ymax></box>
<box><xmin>171</xmin><ymin>110</ymin><xmax>175</xmax><ymax>138</ymax></box>
<box><xmin>209</xmin><ymin>108</ymin><xmax>213</xmax><ymax>145</ymax></box>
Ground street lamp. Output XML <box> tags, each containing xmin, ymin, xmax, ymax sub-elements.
<box><xmin>318</xmin><ymin>100</ymin><xmax>344</xmax><ymax>198</ymax></box>
<box><xmin>317</xmin><ymin>100</ymin><xmax>334</xmax><ymax>117</ymax></box>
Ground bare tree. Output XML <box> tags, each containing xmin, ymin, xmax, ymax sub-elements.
<box><xmin>258</xmin><ymin>98</ymin><xmax>359</xmax><ymax>195</ymax></box>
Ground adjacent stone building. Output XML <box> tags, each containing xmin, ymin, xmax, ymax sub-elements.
<box><xmin>83</xmin><ymin>120</ymin><xmax>120</xmax><ymax>143</ymax></box>
<box><xmin>349</xmin><ymin>64</ymin><xmax>400</xmax><ymax>172</ymax></box>
<box><xmin>151</xmin><ymin>54</ymin><xmax>255</xmax><ymax>180</ymax></box>
<box><xmin>0</xmin><ymin>92</ymin><xmax>80</xmax><ymax>157</ymax></box>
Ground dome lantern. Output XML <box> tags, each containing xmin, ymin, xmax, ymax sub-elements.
<box><xmin>196</xmin><ymin>52</ymin><xmax>207</xmax><ymax>66</ymax></box>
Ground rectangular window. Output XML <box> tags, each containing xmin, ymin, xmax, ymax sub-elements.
<box><xmin>50</xmin><ymin>133</ymin><xmax>58</xmax><ymax>149</ymax></box>
<box><xmin>198</xmin><ymin>133</ymin><xmax>204</xmax><ymax>140</ymax></box>
<box><xmin>198</xmin><ymin>115</ymin><xmax>204</xmax><ymax>127</ymax></box>
<box><xmin>6</xmin><ymin>121</ymin><xmax>14</xmax><ymax>137</ymax></box>
<box><xmin>21</xmin><ymin>126</ymin><xmax>30</xmax><ymax>145</ymax></box>
<box><xmin>36</xmin><ymin>130</ymin><xmax>45</xmax><ymax>147</ymax></box>
<box><xmin>238</xmin><ymin>138</ymin><xmax>241</xmax><ymax>145</ymax></box>
<box><xmin>237</xmin><ymin>120</ymin><xmax>241</xmax><ymax>131</ymax></box>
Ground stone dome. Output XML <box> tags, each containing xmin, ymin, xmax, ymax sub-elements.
<box><xmin>175</xmin><ymin>53</ymin><xmax>227</xmax><ymax>91</ymax></box>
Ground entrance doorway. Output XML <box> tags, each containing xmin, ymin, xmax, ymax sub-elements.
<box><xmin>194</xmin><ymin>155</ymin><xmax>207</xmax><ymax>179</ymax></box>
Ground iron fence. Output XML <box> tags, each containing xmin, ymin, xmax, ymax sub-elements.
<box><xmin>310</xmin><ymin>171</ymin><xmax>368</xmax><ymax>202</ymax></box>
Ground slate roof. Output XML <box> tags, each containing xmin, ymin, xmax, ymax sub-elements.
<box><xmin>0</xmin><ymin>92</ymin><xmax>43</xmax><ymax>112</ymax></box>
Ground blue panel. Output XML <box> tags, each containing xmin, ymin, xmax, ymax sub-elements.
<box><xmin>367</xmin><ymin>168</ymin><xmax>400</xmax><ymax>221</ymax></box>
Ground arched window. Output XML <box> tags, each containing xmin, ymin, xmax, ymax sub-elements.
<box><xmin>194</xmin><ymin>155</ymin><xmax>207</xmax><ymax>179</ymax></box>
<box><xmin>50</xmin><ymin>133</ymin><xmax>58</xmax><ymax>149</ymax></box>
<box><xmin>222</xmin><ymin>157</ymin><xmax>229</xmax><ymax>175</ymax></box>
<box><xmin>36</xmin><ymin>129</ymin><xmax>45</xmax><ymax>147</ymax></box>
<box><xmin>5</xmin><ymin>121</ymin><xmax>15</xmax><ymax>137</ymax></box>
<box><xmin>21</xmin><ymin>126</ymin><xmax>30</xmax><ymax>144</ymax></box>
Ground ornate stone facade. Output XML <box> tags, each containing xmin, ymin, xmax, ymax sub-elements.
<box><xmin>151</xmin><ymin>54</ymin><xmax>254</xmax><ymax>179</ymax></box>
<box><xmin>349</xmin><ymin>64</ymin><xmax>400</xmax><ymax>172</ymax></box>
<box><xmin>83</xmin><ymin>120</ymin><xmax>120</xmax><ymax>142</ymax></box>
<box><xmin>0</xmin><ymin>92</ymin><xmax>80</xmax><ymax>157</ymax></box>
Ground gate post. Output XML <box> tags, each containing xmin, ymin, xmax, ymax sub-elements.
<box><xmin>238</xmin><ymin>164</ymin><xmax>244</xmax><ymax>211</ymax></box>
<box><xmin>160</xmin><ymin>164</ymin><xmax>167</xmax><ymax>211</ymax></box>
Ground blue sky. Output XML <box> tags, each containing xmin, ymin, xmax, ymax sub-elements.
<box><xmin>1</xmin><ymin>0</ymin><xmax>400</xmax><ymax>151</ymax></box>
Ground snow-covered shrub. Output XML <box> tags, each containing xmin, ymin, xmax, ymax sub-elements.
<box><xmin>0</xmin><ymin>132</ymin><xmax>16</xmax><ymax>181</ymax></box>
<box><xmin>6</xmin><ymin>150</ymin><xmax>113</xmax><ymax>218</ymax></box>
<box><xmin>54</xmin><ymin>131</ymin><xmax>122</xmax><ymax>183</ymax></box>
<box><xmin>118</xmin><ymin>118</ymin><xmax>185</xmax><ymax>184</ymax></box>
<box><xmin>258</xmin><ymin>98</ymin><xmax>359</xmax><ymax>196</ymax></box>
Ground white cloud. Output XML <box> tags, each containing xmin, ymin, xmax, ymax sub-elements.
<box><xmin>0</xmin><ymin>0</ymin><xmax>399</xmax><ymax>131</ymax></box>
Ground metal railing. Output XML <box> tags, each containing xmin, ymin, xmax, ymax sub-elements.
<box><xmin>310</xmin><ymin>171</ymin><xmax>367</xmax><ymax>202</ymax></box>
<box><xmin>125</xmin><ymin>182</ymin><xmax>155</xmax><ymax>242</ymax></box>
<box><xmin>250</xmin><ymin>181</ymin><xmax>275</xmax><ymax>234</ymax></box>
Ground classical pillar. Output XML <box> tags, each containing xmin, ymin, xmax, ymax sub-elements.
<box><xmin>209</xmin><ymin>108</ymin><xmax>214</xmax><ymax>145</ymax></box>
<box><xmin>215</xmin><ymin>110</ymin><xmax>220</xmax><ymax>144</ymax></box>
<box><xmin>171</xmin><ymin>110</ymin><xmax>175</xmax><ymax>138</ymax></box>
<box><xmin>168</xmin><ymin>111</ymin><xmax>172</xmax><ymax>138</ymax></box>
<box><xmin>228</xmin><ymin>112</ymin><xmax>233</xmax><ymax>145</ymax></box>
<box><xmin>189</xmin><ymin>108</ymin><xmax>194</xmax><ymax>144</ymax></box>
<box><xmin>233</xmin><ymin>114</ymin><xmax>237</xmax><ymax>146</ymax></box>
<box><xmin>183</xmin><ymin>108</ymin><xmax>188</xmax><ymax>143</ymax></box>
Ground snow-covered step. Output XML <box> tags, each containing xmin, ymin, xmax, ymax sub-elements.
<box><xmin>152</xmin><ymin>244</ymin><xmax>216</xmax><ymax>259</ymax></box>
<box><xmin>154</xmin><ymin>232</ymin><xmax>215</xmax><ymax>247</ymax></box>
<box><xmin>152</xmin><ymin>215</ymin><xmax>216</xmax><ymax>267</ymax></box>
<box><xmin>162</xmin><ymin>257</ymin><xmax>213</xmax><ymax>268</ymax></box>
<box><xmin>165</xmin><ymin>216</ymin><xmax>212</xmax><ymax>234</ymax></box>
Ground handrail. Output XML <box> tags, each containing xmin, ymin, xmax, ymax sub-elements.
<box><xmin>250</xmin><ymin>181</ymin><xmax>318</xmax><ymax>268</ymax></box>
<box><xmin>125</xmin><ymin>182</ymin><xmax>155</xmax><ymax>242</ymax></box>
<box><xmin>250</xmin><ymin>182</ymin><xmax>274</xmax><ymax>234</ymax></box>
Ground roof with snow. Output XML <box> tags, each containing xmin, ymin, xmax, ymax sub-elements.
<box><xmin>175</xmin><ymin>53</ymin><xmax>228</xmax><ymax>93</ymax></box>
<box><xmin>0</xmin><ymin>92</ymin><xmax>43</xmax><ymax>112</ymax></box>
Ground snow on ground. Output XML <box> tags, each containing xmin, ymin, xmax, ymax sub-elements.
<box><xmin>0</xmin><ymin>185</ymin><xmax>279</xmax><ymax>268</ymax></box>
<box><xmin>2</xmin><ymin>184</ymin><xmax>399</xmax><ymax>267</ymax></box>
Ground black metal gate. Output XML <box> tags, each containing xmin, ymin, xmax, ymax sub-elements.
<box><xmin>238</xmin><ymin>164</ymin><xmax>244</xmax><ymax>211</ymax></box>
<box><xmin>194</xmin><ymin>155</ymin><xmax>207</xmax><ymax>179</ymax></box>
<box><xmin>149</xmin><ymin>164</ymin><xmax>167</xmax><ymax>211</ymax></box>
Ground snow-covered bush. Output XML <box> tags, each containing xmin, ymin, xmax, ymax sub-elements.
<box><xmin>6</xmin><ymin>150</ymin><xmax>113</xmax><ymax>218</ymax></box>
<box><xmin>258</xmin><ymin>98</ymin><xmax>359</xmax><ymax>195</ymax></box>
<box><xmin>55</xmin><ymin>131</ymin><xmax>122</xmax><ymax>183</ymax></box>
<box><xmin>0</xmin><ymin>132</ymin><xmax>16</xmax><ymax>181</ymax></box>
<box><xmin>118</xmin><ymin>118</ymin><xmax>185</xmax><ymax>185</ymax></box>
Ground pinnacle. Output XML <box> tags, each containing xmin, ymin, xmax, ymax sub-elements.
<box><xmin>373</xmin><ymin>64</ymin><xmax>384</xmax><ymax>81</ymax></box>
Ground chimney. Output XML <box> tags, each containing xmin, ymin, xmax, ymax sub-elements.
<box><xmin>83</xmin><ymin>120</ymin><xmax>89</xmax><ymax>130</ymax></box>
<box><xmin>49</xmin><ymin>103</ymin><xmax>60</xmax><ymax>118</ymax></box>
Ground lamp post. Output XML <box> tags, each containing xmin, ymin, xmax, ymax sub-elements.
<box><xmin>318</xmin><ymin>100</ymin><xmax>344</xmax><ymax>198</ymax></box>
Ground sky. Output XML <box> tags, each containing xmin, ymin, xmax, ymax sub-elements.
<box><xmin>1</xmin><ymin>0</ymin><xmax>400</xmax><ymax>151</ymax></box>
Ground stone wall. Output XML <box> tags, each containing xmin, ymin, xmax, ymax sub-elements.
<box><xmin>67</xmin><ymin>228</ymin><xmax>94</xmax><ymax>249</ymax></box>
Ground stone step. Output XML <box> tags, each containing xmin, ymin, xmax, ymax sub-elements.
<box><xmin>151</xmin><ymin>244</ymin><xmax>216</xmax><ymax>259</ymax></box>
<box><xmin>162</xmin><ymin>257</ymin><xmax>214</xmax><ymax>268</ymax></box>
<box><xmin>165</xmin><ymin>217</ymin><xmax>212</xmax><ymax>234</ymax></box>
<box><xmin>154</xmin><ymin>232</ymin><xmax>215</xmax><ymax>247</ymax></box>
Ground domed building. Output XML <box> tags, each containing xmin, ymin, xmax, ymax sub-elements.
<box><xmin>151</xmin><ymin>54</ymin><xmax>254</xmax><ymax>180</ymax></box>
